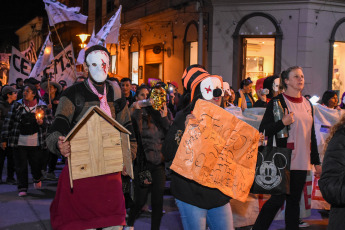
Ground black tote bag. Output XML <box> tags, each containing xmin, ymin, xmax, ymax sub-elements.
<box><xmin>250</xmin><ymin>145</ymin><xmax>292</xmax><ymax>195</ymax></box>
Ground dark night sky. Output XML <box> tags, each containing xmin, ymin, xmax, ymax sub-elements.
<box><xmin>0</xmin><ymin>0</ymin><xmax>46</xmax><ymax>52</ymax></box>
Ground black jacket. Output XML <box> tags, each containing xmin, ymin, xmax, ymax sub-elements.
<box><xmin>259</xmin><ymin>94</ymin><xmax>320</xmax><ymax>165</ymax></box>
<box><xmin>131</xmin><ymin>107</ymin><xmax>172</xmax><ymax>165</ymax></box>
<box><xmin>162</xmin><ymin>109</ymin><xmax>230</xmax><ymax>209</ymax></box>
<box><xmin>319</xmin><ymin>128</ymin><xmax>345</xmax><ymax>229</ymax></box>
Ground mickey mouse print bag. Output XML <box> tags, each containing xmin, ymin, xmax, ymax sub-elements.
<box><xmin>250</xmin><ymin>145</ymin><xmax>292</xmax><ymax>195</ymax></box>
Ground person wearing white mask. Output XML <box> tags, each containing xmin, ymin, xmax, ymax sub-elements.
<box><xmin>263</xmin><ymin>75</ymin><xmax>281</xmax><ymax>103</ymax></box>
<box><xmin>46</xmin><ymin>45</ymin><xmax>137</xmax><ymax>230</ymax></box>
<box><xmin>222</xmin><ymin>82</ymin><xmax>233</xmax><ymax>108</ymax></box>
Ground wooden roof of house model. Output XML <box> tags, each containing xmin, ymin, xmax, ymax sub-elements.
<box><xmin>65</xmin><ymin>106</ymin><xmax>131</xmax><ymax>141</ymax></box>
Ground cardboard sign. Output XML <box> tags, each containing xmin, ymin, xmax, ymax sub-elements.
<box><xmin>170</xmin><ymin>99</ymin><xmax>260</xmax><ymax>202</ymax></box>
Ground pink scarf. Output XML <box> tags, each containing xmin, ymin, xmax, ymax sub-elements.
<box><xmin>87</xmin><ymin>79</ymin><xmax>112</xmax><ymax>117</ymax></box>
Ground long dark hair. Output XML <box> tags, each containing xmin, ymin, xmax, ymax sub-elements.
<box><xmin>135</xmin><ymin>85</ymin><xmax>150</xmax><ymax>100</ymax></box>
<box><xmin>321</xmin><ymin>90</ymin><xmax>337</xmax><ymax>108</ymax></box>
<box><xmin>240</xmin><ymin>77</ymin><xmax>253</xmax><ymax>89</ymax></box>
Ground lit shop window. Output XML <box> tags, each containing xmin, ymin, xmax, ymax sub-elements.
<box><xmin>244</xmin><ymin>38</ymin><xmax>275</xmax><ymax>100</ymax></box>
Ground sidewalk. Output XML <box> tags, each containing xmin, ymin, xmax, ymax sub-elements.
<box><xmin>0</xmin><ymin>163</ymin><xmax>328</xmax><ymax>230</ymax></box>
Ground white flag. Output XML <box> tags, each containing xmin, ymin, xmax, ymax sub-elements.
<box><xmin>29</xmin><ymin>32</ymin><xmax>54</xmax><ymax>79</ymax></box>
<box><xmin>9</xmin><ymin>47</ymin><xmax>33</xmax><ymax>84</ymax></box>
<box><xmin>21</xmin><ymin>40</ymin><xmax>37</xmax><ymax>63</ymax></box>
<box><xmin>76</xmin><ymin>6</ymin><xmax>122</xmax><ymax>64</ymax></box>
<box><xmin>43</xmin><ymin>0</ymin><xmax>88</xmax><ymax>26</ymax></box>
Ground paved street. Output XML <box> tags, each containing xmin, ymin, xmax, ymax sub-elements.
<box><xmin>0</xmin><ymin>162</ymin><xmax>328</xmax><ymax>230</ymax></box>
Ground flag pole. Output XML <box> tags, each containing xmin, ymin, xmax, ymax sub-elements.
<box><xmin>47</xmin><ymin>13</ymin><xmax>77</xmax><ymax>81</ymax></box>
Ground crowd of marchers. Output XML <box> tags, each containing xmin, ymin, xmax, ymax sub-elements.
<box><xmin>0</xmin><ymin>52</ymin><xmax>344</xmax><ymax>229</ymax></box>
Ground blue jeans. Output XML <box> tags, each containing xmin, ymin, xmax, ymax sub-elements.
<box><xmin>175</xmin><ymin>199</ymin><xmax>234</xmax><ymax>230</ymax></box>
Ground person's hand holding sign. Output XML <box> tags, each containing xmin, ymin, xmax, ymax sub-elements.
<box><xmin>185</xmin><ymin>113</ymin><xmax>196</xmax><ymax>127</ymax></box>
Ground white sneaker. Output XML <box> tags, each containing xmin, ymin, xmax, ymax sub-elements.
<box><xmin>299</xmin><ymin>219</ymin><xmax>310</xmax><ymax>228</ymax></box>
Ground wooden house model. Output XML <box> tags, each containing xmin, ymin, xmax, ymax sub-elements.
<box><xmin>64</xmin><ymin>106</ymin><xmax>133</xmax><ymax>188</ymax></box>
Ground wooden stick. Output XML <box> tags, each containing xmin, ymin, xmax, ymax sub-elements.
<box><xmin>48</xmin><ymin>79</ymin><xmax>51</xmax><ymax>105</ymax></box>
<box><xmin>68</xmin><ymin>155</ymin><xmax>73</xmax><ymax>190</ymax></box>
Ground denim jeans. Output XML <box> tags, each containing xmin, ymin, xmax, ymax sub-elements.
<box><xmin>175</xmin><ymin>199</ymin><xmax>234</xmax><ymax>230</ymax></box>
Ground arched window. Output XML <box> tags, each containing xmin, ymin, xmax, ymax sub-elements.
<box><xmin>329</xmin><ymin>18</ymin><xmax>345</xmax><ymax>99</ymax></box>
<box><xmin>183</xmin><ymin>21</ymin><xmax>199</xmax><ymax>69</ymax></box>
<box><xmin>129</xmin><ymin>35</ymin><xmax>139</xmax><ymax>84</ymax></box>
<box><xmin>232</xmin><ymin>12</ymin><xmax>282</xmax><ymax>90</ymax></box>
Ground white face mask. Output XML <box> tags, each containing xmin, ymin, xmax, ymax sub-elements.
<box><xmin>86</xmin><ymin>50</ymin><xmax>109</xmax><ymax>83</ymax></box>
<box><xmin>273</xmin><ymin>78</ymin><xmax>280</xmax><ymax>92</ymax></box>
<box><xmin>200</xmin><ymin>77</ymin><xmax>223</xmax><ymax>100</ymax></box>
<box><xmin>223</xmin><ymin>82</ymin><xmax>231</xmax><ymax>96</ymax></box>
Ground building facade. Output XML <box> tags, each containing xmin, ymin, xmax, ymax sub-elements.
<box><xmin>210</xmin><ymin>0</ymin><xmax>345</xmax><ymax>98</ymax></box>
<box><xmin>15</xmin><ymin>0</ymin><xmax>345</xmax><ymax>98</ymax></box>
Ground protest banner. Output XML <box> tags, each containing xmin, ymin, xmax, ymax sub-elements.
<box><xmin>21</xmin><ymin>40</ymin><xmax>37</xmax><ymax>63</ymax></box>
<box><xmin>37</xmin><ymin>43</ymin><xmax>76</xmax><ymax>87</ymax></box>
<box><xmin>8</xmin><ymin>46</ymin><xmax>33</xmax><ymax>84</ymax></box>
<box><xmin>44</xmin><ymin>0</ymin><xmax>87</xmax><ymax>26</ymax></box>
<box><xmin>170</xmin><ymin>99</ymin><xmax>260</xmax><ymax>202</ymax></box>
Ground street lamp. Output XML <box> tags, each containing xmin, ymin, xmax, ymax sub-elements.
<box><xmin>76</xmin><ymin>34</ymin><xmax>90</xmax><ymax>48</ymax></box>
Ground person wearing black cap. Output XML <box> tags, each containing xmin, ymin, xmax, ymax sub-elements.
<box><xmin>0</xmin><ymin>86</ymin><xmax>18</xmax><ymax>184</ymax></box>
<box><xmin>46</xmin><ymin>45</ymin><xmax>137</xmax><ymax>230</ymax></box>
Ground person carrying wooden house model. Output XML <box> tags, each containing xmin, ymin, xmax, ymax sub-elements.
<box><xmin>46</xmin><ymin>45</ymin><xmax>137</xmax><ymax>230</ymax></box>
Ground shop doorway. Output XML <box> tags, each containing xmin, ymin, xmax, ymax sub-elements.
<box><xmin>144</xmin><ymin>44</ymin><xmax>164</xmax><ymax>84</ymax></box>
<box><xmin>242</xmin><ymin>37</ymin><xmax>275</xmax><ymax>99</ymax></box>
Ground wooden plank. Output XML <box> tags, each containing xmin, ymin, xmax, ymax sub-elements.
<box><xmin>121</xmin><ymin>132</ymin><xmax>133</xmax><ymax>179</ymax></box>
<box><xmin>87</xmin><ymin>114</ymin><xmax>104</xmax><ymax>175</ymax></box>
<box><xmin>71</xmin><ymin>158</ymin><xmax>92</xmax><ymax>180</ymax></box>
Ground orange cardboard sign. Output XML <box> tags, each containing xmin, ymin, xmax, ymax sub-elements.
<box><xmin>170</xmin><ymin>99</ymin><xmax>260</xmax><ymax>202</ymax></box>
